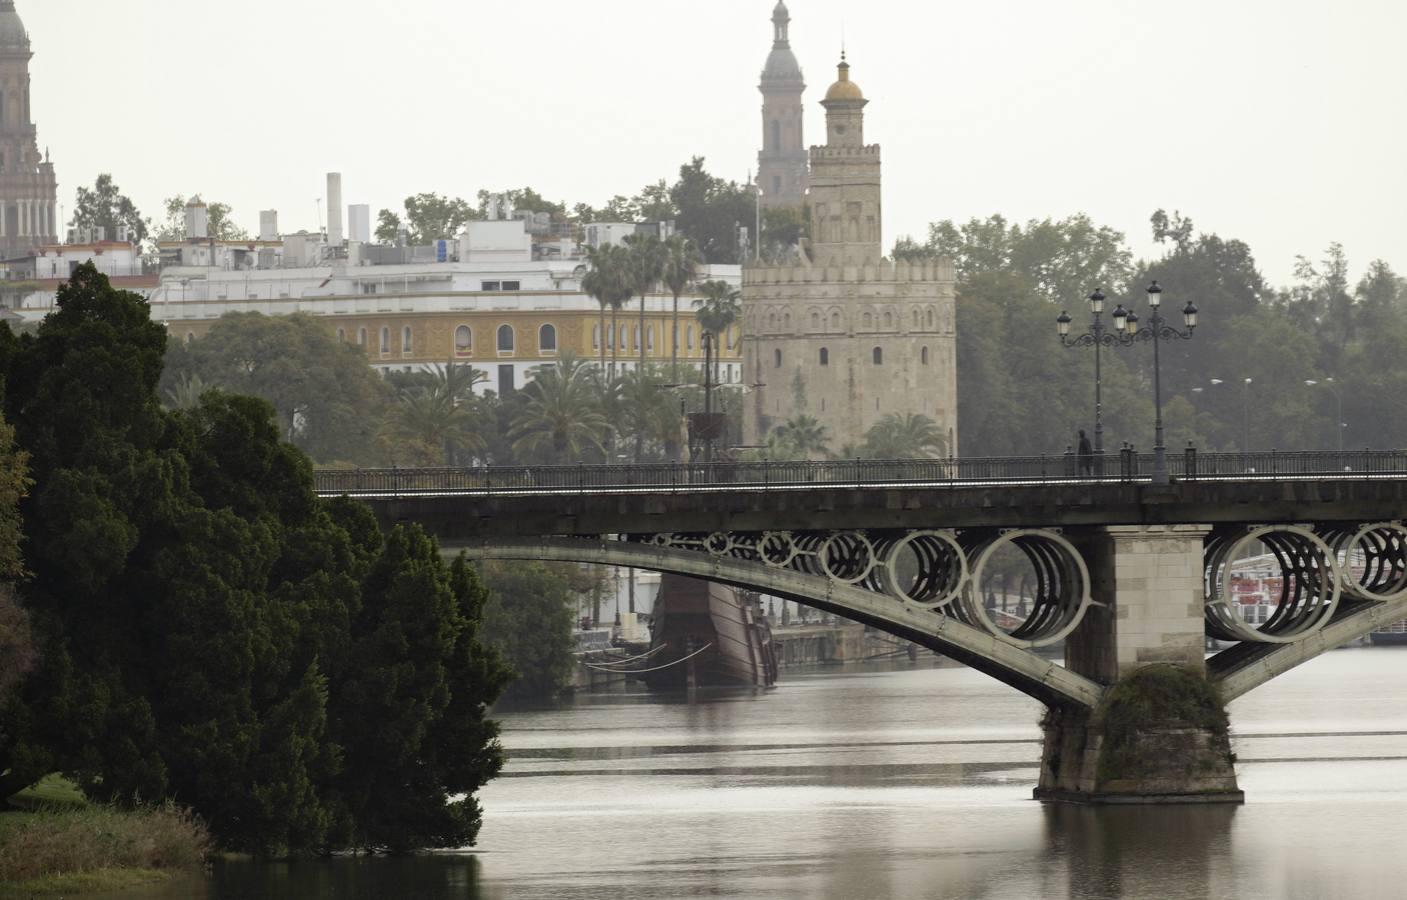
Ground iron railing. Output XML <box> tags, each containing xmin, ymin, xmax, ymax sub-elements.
<box><xmin>312</xmin><ymin>449</ymin><xmax>1407</xmax><ymax>497</ymax></box>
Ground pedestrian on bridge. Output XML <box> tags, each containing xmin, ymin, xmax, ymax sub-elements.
<box><xmin>1077</xmin><ymin>430</ymin><xmax>1094</xmax><ymax>477</ymax></box>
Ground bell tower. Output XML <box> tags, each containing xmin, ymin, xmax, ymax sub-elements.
<box><xmin>809</xmin><ymin>54</ymin><xmax>882</xmax><ymax>265</ymax></box>
<box><xmin>757</xmin><ymin>1</ymin><xmax>808</xmax><ymax>211</ymax></box>
<box><xmin>0</xmin><ymin>1</ymin><xmax>57</xmax><ymax>258</ymax></box>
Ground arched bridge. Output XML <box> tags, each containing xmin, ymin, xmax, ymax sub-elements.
<box><xmin>317</xmin><ymin>451</ymin><xmax>1407</xmax><ymax>802</ymax></box>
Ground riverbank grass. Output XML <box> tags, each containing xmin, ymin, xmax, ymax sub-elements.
<box><xmin>0</xmin><ymin>777</ymin><xmax>209</xmax><ymax>895</ymax></box>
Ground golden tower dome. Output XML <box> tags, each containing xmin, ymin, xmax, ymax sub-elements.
<box><xmin>824</xmin><ymin>55</ymin><xmax>865</xmax><ymax>102</ymax></box>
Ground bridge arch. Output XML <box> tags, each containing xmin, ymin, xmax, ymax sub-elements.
<box><xmin>449</xmin><ymin>537</ymin><xmax>1104</xmax><ymax>710</ymax></box>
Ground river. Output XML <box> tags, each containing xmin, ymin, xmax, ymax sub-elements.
<box><xmin>150</xmin><ymin>646</ymin><xmax>1407</xmax><ymax>899</ymax></box>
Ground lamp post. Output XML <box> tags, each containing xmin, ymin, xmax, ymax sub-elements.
<box><xmin>1107</xmin><ymin>281</ymin><xmax>1198</xmax><ymax>485</ymax></box>
<box><xmin>1056</xmin><ymin>288</ymin><xmax>1119</xmax><ymax>458</ymax></box>
<box><xmin>1304</xmin><ymin>377</ymin><xmax>1344</xmax><ymax>456</ymax></box>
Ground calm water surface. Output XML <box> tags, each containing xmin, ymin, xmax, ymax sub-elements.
<box><xmin>152</xmin><ymin>647</ymin><xmax>1407</xmax><ymax>899</ymax></box>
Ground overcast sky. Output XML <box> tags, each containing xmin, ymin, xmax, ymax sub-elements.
<box><xmin>23</xmin><ymin>0</ymin><xmax>1407</xmax><ymax>287</ymax></box>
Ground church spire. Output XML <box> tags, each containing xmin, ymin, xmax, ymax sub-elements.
<box><xmin>772</xmin><ymin>1</ymin><xmax>791</xmax><ymax>48</ymax></box>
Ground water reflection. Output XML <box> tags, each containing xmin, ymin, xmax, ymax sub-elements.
<box><xmin>1040</xmin><ymin>805</ymin><xmax>1237</xmax><ymax>900</ymax></box>
<box><xmin>124</xmin><ymin>652</ymin><xmax>1407</xmax><ymax>899</ymax></box>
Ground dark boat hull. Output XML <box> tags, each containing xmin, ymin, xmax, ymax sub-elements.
<box><xmin>643</xmin><ymin>575</ymin><xmax>778</xmax><ymax>689</ymax></box>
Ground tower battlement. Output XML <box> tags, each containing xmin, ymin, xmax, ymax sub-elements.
<box><xmin>744</xmin><ymin>257</ymin><xmax>957</xmax><ymax>286</ymax></box>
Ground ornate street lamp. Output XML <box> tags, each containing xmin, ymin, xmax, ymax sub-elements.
<box><xmin>1111</xmin><ymin>281</ymin><xmax>1198</xmax><ymax>485</ymax></box>
<box><xmin>1057</xmin><ymin>288</ymin><xmax>1119</xmax><ymax>460</ymax></box>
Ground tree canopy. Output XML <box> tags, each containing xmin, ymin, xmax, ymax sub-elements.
<box><xmin>70</xmin><ymin>174</ymin><xmax>148</xmax><ymax>245</ymax></box>
<box><xmin>0</xmin><ymin>264</ymin><xmax>511</xmax><ymax>855</ymax></box>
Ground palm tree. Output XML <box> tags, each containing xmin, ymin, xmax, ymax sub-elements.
<box><xmin>693</xmin><ymin>279</ymin><xmax>741</xmax><ymax>386</ymax></box>
<box><xmin>618</xmin><ymin>365</ymin><xmax>685</xmax><ymax>462</ymax></box>
<box><xmin>772</xmin><ymin>414</ymin><xmax>832</xmax><ymax>461</ymax></box>
<box><xmin>661</xmin><ymin>236</ymin><xmax>702</xmax><ymax>382</ymax></box>
<box><xmin>164</xmin><ymin>372</ymin><xmax>210</xmax><ymax>410</ymax></box>
<box><xmin>509</xmin><ymin>352</ymin><xmax>609</xmax><ymax>464</ymax></box>
<box><xmin>385</xmin><ymin>384</ymin><xmax>485</xmax><ymax>466</ymax></box>
<box><xmin>582</xmin><ymin>243</ymin><xmax>633</xmax><ymax>376</ymax></box>
<box><xmin>862</xmin><ymin>413</ymin><xmax>948</xmax><ymax>459</ymax></box>
<box><xmin>623</xmin><ymin>233</ymin><xmax>668</xmax><ymax>372</ymax></box>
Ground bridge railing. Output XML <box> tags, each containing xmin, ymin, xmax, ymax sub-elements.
<box><xmin>312</xmin><ymin>449</ymin><xmax>1407</xmax><ymax>496</ymax></box>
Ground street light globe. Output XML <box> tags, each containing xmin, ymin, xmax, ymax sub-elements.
<box><xmin>1147</xmin><ymin>280</ymin><xmax>1163</xmax><ymax>308</ymax></box>
<box><xmin>1089</xmin><ymin>289</ymin><xmax>1106</xmax><ymax>315</ymax></box>
<box><xmin>1126</xmin><ymin>310</ymin><xmax>1140</xmax><ymax>329</ymax></box>
<box><xmin>1112</xmin><ymin>304</ymin><xmax>1129</xmax><ymax>332</ymax></box>
<box><xmin>1182</xmin><ymin>301</ymin><xmax>1198</xmax><ymax>329</ymax></box>
<box><xmin>1057</xmin><ymin>310</ymin><xmax>1072</xmax><ymax>337</ymax></box>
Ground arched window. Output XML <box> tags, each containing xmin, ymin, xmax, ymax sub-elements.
<box><xmin>819</xmin><ymin>347</ymin><xmax>829</xmax><ymax>366</ymax></box>
<box><xmin>647</xmin><ymin>327</ymin><xmax>654</xmax><ymax>351</ymax></box>
<box><xmin>862</xmin><ymin>312</ymin><xmax>873</xmax><ymax>329</ymax></box>
<box><xmin>811</xmin><ymin>311</ymin><xmax>821</xmax><ymax>331</ymax></box>
<box><xmin>921</xmin><ymin>346</ymin><xmax>930</xmax><ymax>365</ymax></box>
<box><xmin>883</xmin><ymin>311</ymin><xmax>893</xmax><ymax>328</ymax></box>
<box><xmin>455</xmin><ymin>325</ymin><xmax>472</xmax><ymax>357</ymax></box>
<box><xmin>831</xmin><ymin>312</ymin><xmax>842</xmax><ymax>331</ymax></box>
<box><xmin>633</xmin><ymin>325</ymin><xmax>640</xmax><ymax>350</ymax></box>
<box><xmin>497</xmin><ymin>324</ymin><xmax>515</xmax><ymax>353</ymax></box>
<box><xmin>784</xmin><ymin>312</ymin><xmax>791</xmax><ymax>330</ymax></box>
<box><xmin>620</xmin><ymin>324</ymin><xmax>628</xmax><ymax>349</ymax></box>
<box><xmin>185</xmin><ymin>332</ymin><xmax>195</xmax><ymax>345</ymax></box>
<box><xmin>592</xmin><ymin>323</ymin><xmax>600</xmax><ymax>349</ymax></box>
<box><xmin>913</xmin><ymin>309</ymin><xmax>921</xmax><ymax>328</ymax></box>
<box><xmin>687</xmin><ymin>326</ymin><xmax>695</xmax><ymax>349</ymax></box>
<box><xmin>402</xmin><ymin>326</ymin><xmax>413</xmax><ymax>354</ymax></box>
<box><xmin>539</xmin><ymin>323</ymin><xmax>557</xmax><ymax>352</ymax></box>
<box><xmin>872</xmin><ymin>347</ymin><xmax>883</xmax><ymax>365</ymax></box>
<box><xmin>771</xmin><ymin>119</ymin><xmax>781</xmax><ymax>152</ymax></box>
<box><xmin>926</xmin><ymin>308</ymin><xmax>936</xmax><ymax>329</ymax></box>
<box><xmin>768</xmin><ymin>312</ymin><xmax>777</xmax><ymax>330</ymax></box>
<box><xmin>726</xmin><ymin>329</ymin><xmax>734</xmax><ymax>350</ymax></box>
<box><xmin>358</xmin><ymin>327</ymin><xmax>367</xmax><ymax>346</ymax></box>
<box><xmin>774</xmin><ymin>348</ymin><xmax>782</xmax><ymax>368</ymax></box>
<box><xmin>380</xmin><ymin>327</ymin><xmax>390</xmax><ymax>354</ymax></box>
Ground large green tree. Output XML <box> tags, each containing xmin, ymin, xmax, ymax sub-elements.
<box><xmin>376</xmin><ymin>194</ymin><xmax>480</xmax><ymax>244</ymax></box>
<box><xmin>70</xmin><ymin>174</ymin><xmax>148</xmax><ymax>245</ymax></box>
<box><xmin>162</xmin><ymin>312</ymin><xmax>392</xmax><ymax>464</ymax></box>
<box><xmin>479</xmin><ymin>561</ymin><xmax>578</xmax><ymax>702</ymax></box>
<box><xmin>669</xmin><ymin>158</ymin><xmax>754</xmax><ymax>264</ymax></box>
<box><xmin>0</xmin><ymin>264</ymin><xmax>511</xmax><ymax>855</ymax></box>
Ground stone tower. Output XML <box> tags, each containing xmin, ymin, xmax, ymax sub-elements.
<box><xmin>757</xmin><ymin>1</ymin><xmax>808</xmax><ymax>210</ymax></box>
<box><xmin>0</xmin><ymin>1</ymin><xmax>57</xmax><ymax>259</ymax></box>
<box><xmin>742</xmin><ymin>56</ymin><xmax>958</xmax><ymax>455</ymax></box>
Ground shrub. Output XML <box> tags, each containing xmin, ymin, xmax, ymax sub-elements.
<box><xmin>0</xmin><ymin>803</ymin><xmax>210</xmax><ymax>882</ymax></box>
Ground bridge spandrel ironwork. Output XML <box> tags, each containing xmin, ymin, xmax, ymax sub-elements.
<box><xmin>318</xmin><ymin>453</ymin><xmax>1407</xmax><ymax>716</ymax></box>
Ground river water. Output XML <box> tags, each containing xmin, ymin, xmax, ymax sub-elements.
<box><xmin>152</xmin><ymin>646</ymin><xmax>1407</xmax><ymax>899</ymax></box>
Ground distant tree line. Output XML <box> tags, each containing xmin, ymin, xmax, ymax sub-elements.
<box><xmin>895</xmin><ymin>210</ymin><xmax>1407</xmax><ymax>456</ymax></box>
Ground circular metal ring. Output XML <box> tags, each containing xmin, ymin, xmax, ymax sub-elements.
<box><xmin>957</xmin><ymin>529</ymin><xmax>1092</xmax><ymax>648</ymax></box>
<box><xmin>1317</xmin><ymin>522</ymin><xmax>1407</xmax><ymax>603</ymax></box>
<box><xmin>880</xmin><ymin>530</ymin><xmax>969</xmax><ymax>609</ymax></box>
<box><xmin>759</xmin><ymin>531</ymin><xmax>798</xmax><ymax>568</ymax></box>
<box><xmin>819</xmin><ymin>531</ymin><xmax>877</xmax><ymax>585</ymax></box>
<box><xmin>704</xmin><ymin>531</ymin><xmax>733</xmax><ymax>557</ymax></box>
<box><xmin>1204</xmin><ymin>524</ymin><xmax>1342</xmax><ymax>644</ymax></box>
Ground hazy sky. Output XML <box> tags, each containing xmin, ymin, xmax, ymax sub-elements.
<box><xmin>23</xmin><ymin>0</ymin><xmax>1407</xmax><ymax>287</ymax></box>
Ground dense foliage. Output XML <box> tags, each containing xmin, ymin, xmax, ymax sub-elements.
<box><xmin>897</xmin><ymin>211</ymin><xmax>1407</xmax><ymax>456</ymax></box>
<box><xmin>0</xmin><ymin>265</ymin><xmax>512</xmax><ymax>855</ymax></box>
<box><xmin>479</xmin><ymin>561</ymin><xmax>579</xmax><ymax>702</ymax></box>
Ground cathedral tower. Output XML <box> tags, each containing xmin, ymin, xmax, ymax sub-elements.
<box><xmin>742</xmin><ymin>54</ymin><xmax>958</xmax><ymax>455</ymax></box>
<box><xmin>757</xmin><ymin>1</ymin><xmax>808</xmax><ymax>210</ymax></box>
<box><xmin>0</xmin><ymin>1</ymin><xmax>57</xmax><ymax>259</ymax></box>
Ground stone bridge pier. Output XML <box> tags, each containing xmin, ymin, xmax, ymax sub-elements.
<box><xmin>1041</xmin><ymin>525</ymin><xmax>1242</xmax><ymax>804</ymax></box>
